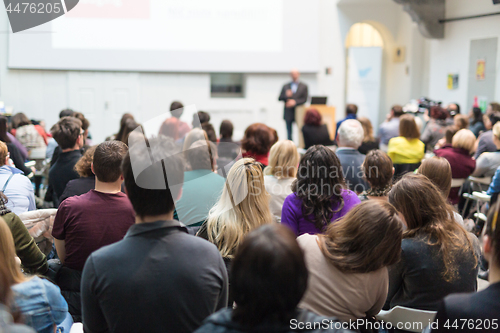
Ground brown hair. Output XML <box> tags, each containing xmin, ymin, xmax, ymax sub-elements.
<box><xmin>74</xmin><ymin>146</ymin><xmax>97</xmax><ymax>177</ymax></box>
<box><xmin>0</xmin><ymin>218</ymin><xmax>25</xmax><ymax>286</ymax></box>
<box><xmin>115</xmin><ymin>113</ymin><xmax>135</xmax><ymax>142</ymax></box>
<box><xmin>51</xmin><ymin>117</ymin><xmax>82</xmax><ymax>149</ymax></box>
<box><xmin>72</xmin><ymin>112</ymin><xmax>90</xmax><ymax>132</ymax></box>
<box><xmin>357</xmin><ymin>117</ymin><xmax>375</xmax><ymax>142</ymax></box>
<box><xmin>0</xmin><ymin>141</ymin><xmax>8</xmax><ymax>167</ymax></box>
<box><xmin>399</xmin><ymin>114</ymin><xmax>420</xmax><ymax>140</ymax></box>
<box><xmin>362</xmin><ymin>150</ymin><xmax>393</xmax><ymax>190</ymax></box>
<box><xmin>93</xmin><ymin>141</ymin><xmax>128</xmax><ymax>182</ymax></box>
<box><xmin>10</xmin><ymin>113</ymin><xmax>31</xmax><ymax>129</ymax></box>
<box><xmin>490</xmin><ymin>102</ymin><xmax>500</xmax><ymax>113</ymax></box>
<box><xmin>453</xmin><ymin>114</ymin><xmax>469</xmax><ymax>130</ymax></box>
<box><xmin>346</xmin><ymin>104</ymin><xmax>358</xmax><ymax>115</ymax></box>
<box><xmin>444</xmin><ymin>126</ymin><xmax>458</xmax><ymax>144</ymax></box>
<box><xmin>241</xmin><ymin>123</ymin><xmax>273</xmax><ymax>156</ymax></box>
<box><xmin>388</xmin><ymin>173</ymin><xmax>477</xmax><ymax>281</ymax></box>
<box><xmin>158</xmin><ymin>118</ymin><xmax>180</xmax><ymax>141</ymax></box>
<box><xmin>319</xmin><ymin>200</ymin><xmax>403</xmax><ymax>273</ymax></box>
<box><xmin>392</xmin><ymin>105</ymin><xmax>404</xmax><ymax>117</ymax></box>
<box><xmin>417</xmin><ymin>157</ymin><xmax>452</xmax><ymax>198</ymax></box>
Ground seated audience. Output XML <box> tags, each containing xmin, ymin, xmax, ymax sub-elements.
<box><xmin>334</xmin><ymin>104</ymin><xmax>357</xmax><ymax>139</ymax></box>
<box><xmin>447</xmin><ymin>102</ymin><xmax>461</xmax><ymax>118</ymax></box>
<box><xmin>472</xmin><ymin>122</ymin><xmax>500</xmax><ymax>178</ymax></box>
<box><xmin>158</xmin><ymin>117</ymin><xmax>180</xmax><ymax>140</ymax></box>
<box><xmin>475</xmin><ymin>112</ymin><xmax>500</xmax><ymax>159</ymax></box>
<box><xmin>0</xmin><ymin>270</ymin><xmax>35</xmax><ymax>333</ymax></box>
<box><xmin>281</xmin><ymin>145</ymin><xmax>360</xmax><ymax>236</ymax></box>
<box><xmin>0</xmin><ymin>142</ymin><xmax>35</xmax><ymax>215</ymax></box>
<box><xmin>434</xmin><ymin>126</ymin><xmax>458</xmax><ymax>150</ymax></box>
<box><xmin>49</xmin><ymin>117</ymin><xmax>84</xmax><ymax>206</ymax></box>
<box><xmin>195</xmin><ymin>224</ymin><xmax>351</xmax><ymax>333</ymax></box>
<box><xmin>357</xmin><ymin>117</ymin><xmax>379</xmax><ymax>154</ymax></box>
<box><xmin>117</xmin><ymin>118</ymin><xmax>139</xmax><ymax>145</ymax></box>
<box><xmin>388</xmin><ymin>114</ymin><xmax>425</xmax><ymax>178</ymax></box>
<box><xmin>241</xmin><ymin>123</ymin><xmax>273</xmax><ymax>166</ymax></box>
<box><xmin>52</xmin><ymin>141</ymin><xmax>135</xmax><ymax>320</ymax></box>
<box><xmin>59</xmin><ymin>146</ymin><xmax>97</xmax><ymax>203</ymax></box>
<box><xmin>175</xmin><ymin>140</ymin><xmax>225</xmax><ymax>226</ymax></box>
<box><xmin>358</xmin><ymin>150</ymin><xmax>393</xmax><ymax>201</ymax></box>
<box><xmin>0</xmin><ymin>117</ymin><xmax>31</xmax><ymax>177</ymax></box>
<box><xmin>183</xmin><ymin>128</ymin><xmax>208</xmax><ymax>152</ymax></box>
<box><xmin>11</xmin><ymin>113</ymin><xmax>47</xmax><ymax>151</ymax></box>
<box><xmin>431</xmin><ymin>200</ymin><xmax>500</xmax><ymax>332</ymax></box>
<box><xmin>421</xmin><ymin>106</ymin><xmax>448</xmax><ymax>151</ymax></box>
<box><xmin>202</xmin><ymin>122</ymin><xmax>217</xmax><ymax>143</ymax></box>
<box><xmin>0</xmin><ymin>218</ymin><xmax>69</xmax><ymax>333</ymax></box>
<box><xmin>301</xmin><ymin>109</ymin><xmax>334</xmax><ymax>149</ymax></box>
<box><xmin>0</xmin><ymin>193</ymin><xmax>47</xmax><ymax>275</ymax></box>
<box><xmin>170</xmin><ymin>101</ymin><xmax>191</xmax><ymax>139</ymax></box>
<box><xmin>194</xmin><ymin>111</ymin><xmax>211</xmax><ymax>128</ymax></box>
<box><xmin>378</xmin><ymin>105</ymin><xmax>404</xmax><ymax>150</ymax></box>
<box><xmin>469</xmin><ymin>107</ymin><xmax>486</xmax><ymax>138</ymax></box>
<box><xmin>336</xmin><ymin>119</ymin><xmax>367</xmax><ymax>192</ymax></box>
<box><xmin>486</xmin><ymin>101</ymin><xmax>500</xmax><ymax>115</ymax></box>
<box><xmin>453</xmin><ymin>114</ymin><xmax>469</xmax><ymax>130</ymax></box>
<box><xmin>298</xmin><ymin>200</ymin><xmax>403</xmax><ymax>321</ymax></box>
<box><xmin>487</xmin><ymin>165</ymin><xmax>500</xmax><ymax>206</ymax></box>
<box><xmin>264</xmin><ymin>140</ymin><xmax>300</xmax><ymax>222</ymax></box>
<box><xmin>434</xmin><ymin>129</ymin><xmax>476</xmax><ymax>205</ymax></box>
<box><xmin>385</xmin><ymin>174</ymin><xmax>480</xmax><ymax>311</ymax></box>
<box><xmin>111</xmin><ymin>113</ymin><xmax>134</xmax><ymax>142</ymax></box>
<box><xmin>72</xmin><ymin>112</ymin><xmax>91</xmax><ymax>147</ymax></box>
<box><xmin>217</xmin><ymin>120</ymin><xmax>240</xmax><ymax>172</ymax></box>
<box><xmin>81</xmin><ymin>136</ymin><xmax>228</xmax><ymax>333</ymax></box>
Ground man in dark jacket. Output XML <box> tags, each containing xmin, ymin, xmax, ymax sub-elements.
<box><xmin>279</xmin><ymin>69</ymin><xmax>308</xmax><ymax>141</ymax></box>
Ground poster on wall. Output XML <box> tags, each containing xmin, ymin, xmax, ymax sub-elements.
<box><xmin>447</xmin><ymin>74</ymin><xmax>459</xmax><ymax>90</ymax></box>
<box><xmin>476</xmin><ymin>59</ymin><xmax>486</xmax><ymax>80</ymax></box>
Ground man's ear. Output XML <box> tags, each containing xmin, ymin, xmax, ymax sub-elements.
<box><xmin>91</xmin><ymin>162</ymin><xmax>95</xmax><ymax>175</ymax></box>
<box><xmin>392</xmin><ymin>167</ymin><xmax>395</xmax><ymax>176</ymax></box>
<box><xmin>483</xmin><ymin>235</ymin><xmax>492</xmax><ymax>262</ymax></box>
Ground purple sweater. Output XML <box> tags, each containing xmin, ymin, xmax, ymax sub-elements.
<box><xmin>281</xmin><ymin>189</ymin><xmax>361</xmax><ymax>236</ymax></box>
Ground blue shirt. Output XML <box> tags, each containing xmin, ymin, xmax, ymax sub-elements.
<box><xmin>487</xmin><ymin>165</ymin><xmax>500</xmax><ymax>195</ymax></box>
<box><xmin>335</xmin><ymin>114</ymin><xmax>357</xmax><ymax>139</ymax></box>
<box><xmin>378</xmin><ymin>117</ymin><xmax>400</xmax><ymax>145</ymax></box>
<box><xmin>0</xmin><ymin>165</ymin><xmax>36</xmax><ymax>215</ymax></box>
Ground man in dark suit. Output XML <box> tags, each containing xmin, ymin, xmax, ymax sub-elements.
<box><xmin>279</xmin><ymin>69</ymin><xmax>308</xmax><ymax>140</ymax></box>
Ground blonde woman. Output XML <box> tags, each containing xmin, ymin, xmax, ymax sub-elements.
<box><xmin>264</xmin><ymin>140</ymin><xmax>299</xmax><ymax>222</ymax></box>
<box><xmin>357</xmin><ymin>117</ymin><xmax>380</xmax><ymax>155</ymax></box>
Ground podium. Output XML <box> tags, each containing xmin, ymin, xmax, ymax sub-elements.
<box><xmin>296</xmin><ymin>105</ymin><xmax>336</xmax><ymax>148</ymax></box>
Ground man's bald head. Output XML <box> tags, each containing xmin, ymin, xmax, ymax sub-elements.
<box><xmin>291</xmin><ymin>69</ymin><xmax>300</xmax><ymax>82</ymax></box>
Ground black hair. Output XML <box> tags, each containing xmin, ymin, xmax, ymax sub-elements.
<box><xmin>0</xmin><ymin>117</ymin><xmax>11</xmax><ymax>143</ymax></box>
<box><xmin>220</xmin><ymin>120</ymin><xmax>233</xmax><ymax>139</ymax></box>
<box><xmin>170</xmin><ymin>101</ymin><xmax>184</xmax><ymax>119</ymax></box>
<box><xmin>472</xmin><ymin>107</ymin><xmax>484</xmax><ymax>125</ymax></box>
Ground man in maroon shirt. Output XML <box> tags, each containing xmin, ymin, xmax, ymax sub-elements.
<box><xmin>52</xmin><ymin>140</ymin><xmax>135</xmax><ymax>320</ymax></box>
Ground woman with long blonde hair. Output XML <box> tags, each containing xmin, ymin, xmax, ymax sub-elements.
<box><xmin>0</xmin><ymin>217</ymin><xmax>69</xmax><ymax>333</ymax></box>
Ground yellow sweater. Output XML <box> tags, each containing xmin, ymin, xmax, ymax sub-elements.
<box><xmin>387</xmin><ymin>137</ymin><xmax>425</xmax><ymax>164</ymax></box>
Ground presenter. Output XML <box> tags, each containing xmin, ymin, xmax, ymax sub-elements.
<box><xmin>279</xmin><ymin>69</ymin><xmax>308</xmax><ymax>140</ymax></box>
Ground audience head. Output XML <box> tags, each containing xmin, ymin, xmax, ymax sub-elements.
<box><xmin>484</xmin><ymin>201</ymin><xmax>500</xmax><ymax>270</ymax></box>
<box><xmin>320</xmin><ymin>200</ymin><xmax>403</xmax><ymax>273</ymax></box>
<box><xmin>430</xmin><ymin>106</ymin><xmax>448</xmax><ymax>120</ymax></box>
<box><xmin>158</xmin><ymin>118</ymin><xmax>180</xmax><ymax>141</ymax></box>
<box><xmin>362</xmin><ymin>150</ymin><xmax>393</xmax><ymax>192</ymax></box>
<box><xmin>452</xmin><ymin>129</ymin><xmax>476</xmax><ymax>153</ymax></box>
<box><xmin>290</xmin><ymin>69</ymin><xmax>300</xmax><ymax>82</ymax></box>
<box><xmin>492</xmin><ymin>122</ymin><xmax>500</xmax><ymax>148</ymax></box>
<box><xmin>93</xmin><ymin>141</ymin><xmax>128</xmax><ymax>183</ymax></box>
<box><xmin>51</xmin><ymin>117</ymin><xmax>83</xmax><ymax>150</ymax></box>
<box><xmin>122</xmin><ymin>136</ymin><xmax>184</xmax><ymax>219</ymax></box>
<box><xmin>207</xmin><ymin>158</ymin><xmax>273</xmax><ymax>258</ymax></box>
<box><xmin>270</xmin><ymin>127</ymin><xmax>279</xmax><ymax>146</ymax></box>
<box><xmin>304</xmin><ymin>109</ymin><xmax>322</xmax><ymax>126</ymax></box>
<box><xmin>447</xmin><ymin>103</ymin><xmax>460</xmax><ymax>117</ymax></box>
<box><xmin>185</xmin><ymin>140</ymin><xmax>217</xmax><ymax>171</ymax></box>
<box><xmin>485</xmin><ymin>112</ymin><xmax>500</xmax><ymax>131</ymax></box>
<box><xmin>0</xmin><ymin>141</ymin><xmax>9</xmax><ymax>167</ymax></box>
<box><xmin>170</xmin><ymin>101</ymin><xmax>184</xmax><ymax>119</ymax></box>
<box><xmin>389</xmin><ymin>173</ymin><xmax>475</xmax><ymax>281</ymax></box>
<box><xmin>220</xmin><ymin>120</ymin><xmax>234</xmax><ymax>139</ymax></box>
<box><xmin>10</xmin><ymin>113</ymin><xmax>31</xmax><ymax>129</ymax></box>
<box><xmin>115</xmin><ymin>113</ymin><xmax>135</xmax><ymax>142</ymax></box>
<box><xmin>241</xmin><ymin>123</ymin><xmax>273</xmax><ymax>156</ymax></box>
<box><xmin>202</xmin><ymin>123</ymin><xmax>217</xmax><ymax>143</ymax></box>
<box><xmin>193</xmin><ymin>111</ymin><xmax>210</xmax><ymax>128</ymax></box>
<box><xmin>487</xmin><ymin>102</ymin><xmax>500</xmax><ymax>114</ymax></box>
<box><xmin>399</xmin><ymin>114</ymin><xmax>420</xmax><ymax>140</ymax></box>
<box><xmin>72</xmin><ymin>112</ymin><xmax>90</xmax><ymax>133</ymax></box>
<box><xmin>345</xmin><ymin>104</ymin><xmax>358</xmax><ymax>116</ymax></box>
<box><xmin>444</xmin><ymin>126</ymin><xmax>459</xmax><ymax>145</ymax></box>
<box><xmin>337</xmin><ymin>119</ymin><xmax>364</xmax><ymax>149</ymax></box>
<box><xmin>231</xmin><ymin>224</ymin><xmax>308</xmax><ymax>326</ymax></box>
<box><xmin>453</xmin><ymin>114</ymin><xmax>469</xmax><ymax>130</ymax></box>
<box><xmin>183</xmin><ymin>128</ymin><xmax>208</xmax><ymax>152</ymax></box>
<box><xmin>59</xmin><ymin>109</ymin><xmax>75</xmax><ymax>119</ymax></box>
<box><xmin>357</xmin><ymin>117</ymin><xmax>375</xmax><ymax>143</ymax></box>
<box><xmin>0</xmin><ymin>116</ymin><xmax>11</xmax><ymax>143</ymax></box>
<box><xmin>417</xmin><ymin>157</ymin><xmax>452</xmax><ymax>198</ymax></box>
<box><xmin>265</xmin><ymin>140</ymin><xmax>299</xmax><ymax>179</ymax></box>
<box><xmin>391</xmin><ymin>105</ymin><xmax>404</xmax><ymax>118</ymax></box>
<box><xmin>75</xmin><ymin>146</ymin><xmax>97</xmax><ymax>178</ymax></box>
<box><xmin>471</xmin><ymin>107</ymin><xmax>484</xmax><ymax>124</ymax></box>
<box><xmin>292</xmin><ymin>145</ymin><xmax>345</xmax><ymax>232</ymax></box>
<box><xmin>118</xmin><ymin>118</ymin><xmax>139</xmax><ymax>145</ymax></box>
<box><xmin>0</xmin><ymin>217</ymin><xmax>24</xmax><ymax>286</ymax></box>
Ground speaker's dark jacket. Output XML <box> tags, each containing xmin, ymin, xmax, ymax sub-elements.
<box><xmin>278</xmin><ymin>82</ymin><xmax>308</xmax><ymax>122</ymax></box>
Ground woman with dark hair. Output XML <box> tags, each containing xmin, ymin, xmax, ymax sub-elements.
<box><xmin>59</xmin><ymin>146</ymin><xmax>97</xmax><ymax>203</ymax></box>
<box><xmin>421</xmin><ymin>106</ymin><xmax>448</xmax><ymax>150</ymax></box>
<box><xmin>0</xmin><ymin>117</ymin><xmax>28</xmax><ymax>160</ymax></box>
<box><xmin>241</xmin><ymin>123</ymin><xmax>273</xmax><ymax>166</ymax></box>
<box><xmin>357</xmin><ymin>117</ymin><xmax>379</xmax><ymax>154</ymax></box>
<box><xmin>194</xmin><ymin>224</ymin><xmax>350</xmax><ymax>333</ymax></box>
<box><xmin>118</xmin><ymin>118</ymin><xmax>139</xmax><ymax>145</ymax></box>
<box><xmin>0</xmin><ymin>117</ymin><xmax>32</xmax><ymax>177</ymax></box>
<box><xmin>281</xmin><ymin>145</ymin><xmax>361</xmax><ymax>236</ymax></box>
<box><xmin>298</xmin><ymin>200</ymin><xmax>403</xmax><ymax>321</ymax></box>
<box><xmin>469</xmin><ymin>107</ymin><xmax>486</xmax><ymax>138</ymax></box>
<box><xmin>385</xmin><ymin>174</ymin><xmax>480</xmax><ymax>311</ymax></box>
<box><xmin>359</xmin><ymin>150</ymin><xmax>393</xmax><ymax>201</ymax></box>
<box><xmin>112</xmin><ymin>113</ymin><xmax>134</xmax><ymax>142</ymax></box>
<box><xmin>302</xmin><ymin>109</ymin><xmax>334</xmax><ymax>149</ymax></box>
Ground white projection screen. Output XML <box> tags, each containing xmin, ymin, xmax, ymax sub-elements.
<box><xmin>8</xmin><ymin>0</ymin><xmax>320</xmax><ymax>73</ymax></box>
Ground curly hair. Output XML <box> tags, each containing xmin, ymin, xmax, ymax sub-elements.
<box><xmin>74</xmin><ymin>146</ymin><xmax>97</xmax><ymax>177</ymax></box>
<box><xmin>291</xmin><ymin>145</ymin><xmax>346</xmax><ymax>231</ymax></box>
<box><xmin>241</xmin><ymin>123</ymin><xmax>273</xmax><ymax>156</ymax></box>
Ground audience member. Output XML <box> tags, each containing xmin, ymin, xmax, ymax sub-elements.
<box><xmin>0</xmin><ymin>117</ymin><xmax>31</xmax><ymax>176</ymax></box>
<box><xmin>217</xmin><ymin>120</ymin><xmax>240</xmax><ymax>172</ymax></box>
<box><xmin>59</xmin><ymin>109</ymin><xmax>74</xmax><ymax>118</ymax></box>
<box><xmin>299</xmin><ymin>200</ymin><xmax>403</xmax><ymax>321</ymax></box>
<box><xmin>335</xmin><ymin>119</ymin><xmax>368</xmax><ymax>192</ymax></box>
<box><xmin>469</xmin><ymin>107</ymin><xmax>486</xmax><ymax>138</ymax></box>
<box><xmin>264</xmin><ymin>140</ymin><xmax>300</xmax><ymax>222</ymax></box>
<box><xmin>453</xmin><ymin>114</ymin><xmax>469</xmax><ymax>130</ymax></box>
<box><xmin>378</xmin><ymin>105</ymin><xmax>404</xmax><ymax>150</ymax></box>
<box><xmin>447</xmin><ymin>103</ymin><xmax>461</xmax><ymax>117</ymax></box>
<box><xmin>183</xmin><ymin>128</ymin><xmax>208</xmax><ymax>152</ymax></box>
<box><xmin>474</xmin><ymin>112</ymin><xmax>500</xmax><ymax>159</ymax></box>
<box><xmin>49</xmin><ymin>117</ymin><xmax>84</xmax><ymax>206</ymax></box>
<box><xmin>59</xmin><ymin>146</ymin><xmax>97</xmax><ymax>203</ymax></box>
<box><xmin>11</xmin><ymin>113</ymin><xmax>48</xmax><ymax>148</ymax></box>
<box><xmin>175</xmin><ymin>140</ymin><xmax>225</xmax><ymax>226</ymax></box>
<box><xmin>472</xmin><ymin>122</ymin><xmax>500</xmax><ymax>178</ymax></box>
<box><xmin>159</xmin><ymin>117</ymin><xmax>180</xmax><ymax>140</ymax></box>
<box><xmin>195</xmin><ymin>224</ymin><xmax>351</xmax><ymax>333</ymax></box>
<box><xmin>112</xmin><ymin>113</ymin><xmax>135</xmax><ymax>142</ymax></box>
<box><xmin>52</xmin><ymin>141</ymin><xmax>134</xmax><ymax>320</ymax></box>
<box><xmin>434</xmin><ymin>126</ymin><xmax>458</xmax><ymax>150</ymax></box>
<box><xmin>170</xmin><ymin>101</ymin><xmax>191</xmax><ymax>139</ymax></box>
<box><xmin>434</xmin><ymin>129</ymin><xmax>476</xmax><ymax>205</ymax></box>
<box><xmin>241</xmin><ymin>123</ymin><xmax>273</xmax><ymax>166</ymax></box>
<box><xmin>0</xmin><ymin>142</ymin><xmax>35</xmax><ymax>215</ymax></box>
<box><xmin>281</xmin><ymin>145</ymin><xmax>360</xmax><ymax>236</ymax></box>
<box><xmin>194</xmin><ymin>111</ymin><xmax>211</xmax><ymax>128</ymax></box>
<box><xmin>81</xmin><ymin>136</ymin><xmax>228</xmax><ymax>333</ymax></box>
<box><xmin>385</xmin><ymin>174</ymin><xmax>480</xmax><ymax>311</ymax></box>
<box><xmin>358</xmin><ymin>150</ymin><xmax>393</xmax><ymax>201</ymax></box>
<box><xmin>72</xmin><ymin>112</ymin><xmax>91</xmax><ymax>146</ymax></box>
<box><xmin>202</xmin><ymin>122</ymin><xmax>217</xmax><ymax>143</ymax></box>
<box><xmin>0</xmin><ymin>218</ymin><xmax>69</xmax><ymax>333</ymax></box>
<box><xmin>357</xmin><ymin>117</ymin><xmax>379</xmax><ymax>154</ymax></box>
<box><xmin>487</xmin><ymin>165</ymin><xmax>500</xmax><ymax>206</ymax></box>
<box><xmin>387</xmin><ymin>114</ymin><xmax>425</xmax><ymax>178</ymax></box>
<box><xmin>421</xmin><ymin>106</ymin><xmax>448</xmax><ymax>151</ymax></box>
<box><xmin>301</xmin><ymin>109</ymin><xmax>334</xmax><ymax>149</ymax></box>
<box><xmin>117</xmin><ymin>118</ymin><xmax>139</xmax><ymax>145</ymax></box>
<box><xmin>334</xmin><ymin>104</ymin><xmax>357</xmax><ymax>138</ymax></box>
<box><xmin>431</xmin><ymin>200</ymin><xmax>500</xmax><ymax>332</ymax></box>
<box><xmin>486</xmin><ymin>101</ymin><xmax>500</xmax><ymax>115</ymax></box>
